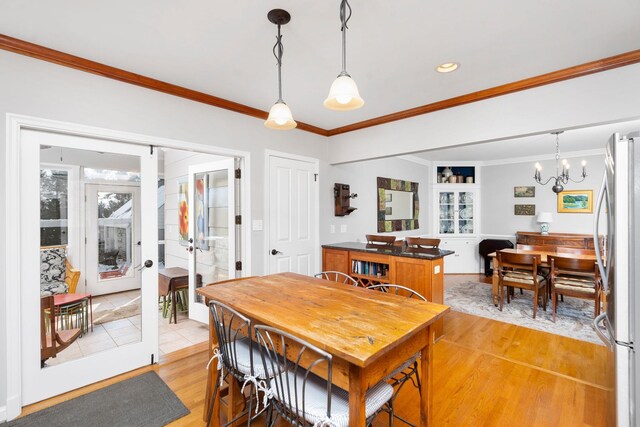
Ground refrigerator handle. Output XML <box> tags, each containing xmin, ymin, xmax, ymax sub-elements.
<box><xmin>593</xmin><ymin>172</ymin><xmax>608</xmax><ymax>288</ymax></box>
<box><xmin>594</xmin><ymin>312</ymin><xmax>615</xmax><ymax>350</ymax></box>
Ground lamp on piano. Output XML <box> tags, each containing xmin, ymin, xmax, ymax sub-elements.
<box><xmin>537</xmin><ymin>212</ymin><xmax>553</xmax><ymax>235</ymax></box>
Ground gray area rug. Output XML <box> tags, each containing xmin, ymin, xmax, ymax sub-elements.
<box><xmin>445</xmin><ymin>281</ymin><xmax>602</xmax><ymax>345</ymax></box>
<box><xmin>6</xmin><ymin>371</ymin><xmax>189</xmax><ymax>427</ymax></box>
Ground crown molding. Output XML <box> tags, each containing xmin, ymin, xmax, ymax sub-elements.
<box><xmin>1</xmin><ymin>33</ymin><xmax>639</xmax><ymax>139</ymax></box>
<box><xmin>327</xmin><ymin>49</ymin><xmax>640</xmax><ymax>136</ymax></box>
<box><xmin>0</xmin><ymin>34</ymin><xmax>329</xmax><ymax>137</ymax></box>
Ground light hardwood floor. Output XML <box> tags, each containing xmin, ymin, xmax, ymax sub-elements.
<box><xmin>19</xmin><ymin>274</ymin><xmax>610</xmax><ymax>426</ymax></box>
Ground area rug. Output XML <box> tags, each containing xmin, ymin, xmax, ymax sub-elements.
<box><xmin>93</xmin><ymin>303</ymin><xmax>141</xmax><ymax>325</ymax></box>
<box><xmin>445</xmin><ymin>281</ymin><xmax>602</xmax><ymax>345</ymax></box>
<box><xmin>6</xmin><ymin>371</ymin><xmax>189</xmax><ymax>426</ymax></box>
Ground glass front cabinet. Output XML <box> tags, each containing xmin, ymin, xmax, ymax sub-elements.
<box><xmin>436</xmin><ymin>189</ymin><xmax>477</xmax><ymax>236</ymax></box>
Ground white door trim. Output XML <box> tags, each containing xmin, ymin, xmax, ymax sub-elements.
<box><xmin>4</xmin><ymin>113</ymin><xmax>252</xmax><ymax>420</ymax></box>
<box><xmin>264</xmin><ymin>149</ymin><xmax>320</xmax><ymax>276</ymax></box>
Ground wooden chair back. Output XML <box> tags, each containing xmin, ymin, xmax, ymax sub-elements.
<box><xmin>41</xmin><ymin>295</ymin><xmax>81</xmax><ymax>366</ymax></box>
<box><xmin>365</xmin><ymin>234</ymin><xmax>396</xmax><ymax>246</ymax></box>
<box><xmin>549</xmin><ymin>255</ymin><xmax>597</xmax><ymax>277</ymax></box>
<box><xmin>516</xmin><ymin>244</ymin><xmax>554</xmax><ymax>252</ymax></box>
<box><xmin>497</xmin><ymin>251</ymin><xmax>541</xmax><ymax>272</ymax></box>
<box><xmin>405</xmin><ymin>237</ymin><xmax>440</xmax><ymax>249</ymax></box>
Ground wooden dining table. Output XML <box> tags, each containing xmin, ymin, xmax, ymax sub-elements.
<box><xmin>488</xmin><ymin>248</ymin><xmax>597</xmax><ymax>305</ymax></box>
<box><xmin>196</xmin><ymin>272</ymin><xmax>450</xmax><ymax>427</ymax></box>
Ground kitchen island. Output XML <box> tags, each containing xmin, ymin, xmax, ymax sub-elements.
<box><xmin>322</xmin><ymin>242</ymin><xmax>454</xmax><ymax>340</ymax></box>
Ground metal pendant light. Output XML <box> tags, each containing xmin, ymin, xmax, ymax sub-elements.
<box><xmin>324</xmin><ymin>0</ymin><xmax>364</xmax><ymax>111</ymax></box>
<box><xmin>265</xmin><ymin>9</ymin><xmax>297</xmax><ymax>130</ymax></box>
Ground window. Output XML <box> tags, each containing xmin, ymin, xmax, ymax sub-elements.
<box><xmin>40</xmin><ymin>169</ymin><xmax>69</xmax><ymax>246</ymax></box>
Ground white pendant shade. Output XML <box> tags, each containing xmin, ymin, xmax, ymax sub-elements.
<box><xmin>264</xmin><ymin>101</ymin><xmax>297</xmax><ymax>130</ymax></box>
<box><xmin>323</xmin><ymin>75</ymin><xmax>364</xmax><ymax>111</ymax></box>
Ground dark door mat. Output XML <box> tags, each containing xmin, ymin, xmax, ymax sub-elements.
<box><xmin>6</xmin><ymin>371</ymin><xmax>190</xmax><ymax>427</ymax></box>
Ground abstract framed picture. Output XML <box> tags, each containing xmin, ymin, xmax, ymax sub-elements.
<box><xmin>514</xmin><ymin>186</ymin><xmax>535</xmax><ymax>198</ymax></box>
<box><xmin>514</xmin><ymin>204</ymin><xmax>535</xmax><ymax>216</ymax></box>
<box><xmin>557</xmin><ymin>190</ymin><xmax>593</xmax><ymax>213</ymax></box>
<box><xmin>177</xmin><ymin>178</ymin><xmax>189</xmax><ymax>246</ymax></box>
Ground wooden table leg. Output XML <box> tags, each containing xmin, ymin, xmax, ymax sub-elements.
<box><xmin>419</xmin><ymin>326</ymin><xmax>433</xmax><ymax>427</ymax></box>
<box><xmin>171</xmin><ymin>288</ymin><xmax>178</xmax><ymax>324</ymax></box>
<box><xmin>492</xmin><ymin>258</ymin><xmax>500</xmax><ymax>306</ymax></box>
<box><xmin>348</xmin><ymin>364</ymin><xmax>367</xmax><ymax>426</ymax></box>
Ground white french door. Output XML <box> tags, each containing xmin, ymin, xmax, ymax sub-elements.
<box><xmin>188</xmin><ymin>159</ymin><xmax>237</xmax><ymax>324</ymax></box>
<box><xmin>267</xmin><ymin>154</ymin><xmax>318</xmax><ymax>275</ymax></box>
<box><xmin>19</xmin><ymin>129</ymin><xmax>158</xmax><ymax>405</ymax></box>
<box><xmin>85</xmin><ymin>184</ymin><xmax>141</xmax><ymax>296</ymax></box>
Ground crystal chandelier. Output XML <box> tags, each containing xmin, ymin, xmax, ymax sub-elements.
<box><xmin>534</xmin><ymin>131</ymin><xmax>587</xmax><ymax>193</ymax></box>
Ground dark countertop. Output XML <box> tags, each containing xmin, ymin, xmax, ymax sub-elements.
<box><xmin>322</xmin><ymin>242</ymin><xmax>455</xmax><ymax>260</ymax></box>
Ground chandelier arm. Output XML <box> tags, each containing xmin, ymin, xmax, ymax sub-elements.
<box><xmin>536</xmin><ymin>176</ymin><xmax>559</xmax><ymax>186</ymax></box>
<box><xmin>567</xmin><ymin>176</ymin><xmax>587</xmax><ymax>184</ymax></box>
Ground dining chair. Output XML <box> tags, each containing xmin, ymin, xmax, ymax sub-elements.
<box><xmin>496</xmin><ymin>251</ymin><xmax>548</xmax><ymax>318</ymax></box>
<box><xmin>254</xmin><ymin>324</ymin><xmax>393</xmax><ymax>427</ymax></box>
<box><xmin>365</xmin><ymin>234</ymin><xmax>397</xmax><ymax>246</ymax></box>
<box><xmin>41</xmin><ymin>295</ymin><xmax>81</xmax><ymax>367</ymax></box>
<box><xmin>207</xmin><ymin>300</ymin><xmax>272</xmax><ymax>427</ymax></box>
<box><xmin>314</xmin><ymin>271</ymin><xmax>358</xmax><ymax>286</ymax></box>
<box><xmin>405</xmin><ymin>237</ymin><xmax>440</xmax><ymax>248</ymax></box>
<box><xmin>548</xmin><ymin>255</ymin><xmax>601</xmax><ymax>322</ymax></box>
<box><xmin>367</xmin><ymin>284</ymin><xmax>425</xmax><ymax>427</ymax></box>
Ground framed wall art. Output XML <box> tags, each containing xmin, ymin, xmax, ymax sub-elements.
<box><xmin>177</xmin><ymin>177</ymin><xmax>189</xmax><ymax>246</ymax></box>
<box><xmin>514</xmin><ymin>186</ymin><xmax>535</xmax><ymax>197</ymax></box>
<box><xmin>514</xmin><ymin>204</ymin><xmax>535</xmax><ymax>216</ymax></box>
<box><xmin>557</xmin><ymin>190</ymin><xmax>593</xmax><ymax>213</ymax></box>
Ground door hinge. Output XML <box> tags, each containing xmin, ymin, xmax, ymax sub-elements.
<box><xmin>235</xmin><ymin>168</ymin><xmax>241</xmax><ymax>179</ymax></box>
<box><xmin>85</xmin><ymin>237</ymin><xmax>87</xmax><ymax>244</ymax></box>
<box><xmin>235</xmin><ymin>215</ymin><xmax>242</xmax><ymax>225</ymax></box>
<box><xmin>235</xmin><ymin>261</ymin><xmax>242</xmax><ymax>271</ymax></box>
<box><xmin>314</xmin><ymin>173</ymin><xmax>318</xmax><ymax>182</ymax></box>
<box><xmin>151</xmin><ymin>354</ymin><xmax>155</xmax><ymax>364</ymax></box>
<box><xmin>150</xmin><ymin>145</ymin><xmax>154</xmax><ymax>155</ymax></box>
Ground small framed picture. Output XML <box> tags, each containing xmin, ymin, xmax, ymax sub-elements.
<box><xmin>514</xmin><ymin>186</ymin><xmax>535</xmax><ymax>198</ymax></box>
<box><xmin>557</xmin><ymin>190</ymin><xmax>593</xmax><ymax>213</ymax></box>
<box><xmin>514</xmin><ymin>204</ymin><xmax>535</xmax><ymax>216</ymax></box>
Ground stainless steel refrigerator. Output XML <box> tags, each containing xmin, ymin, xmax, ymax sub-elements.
<box><xmin>594</xmin><ymin>131</ymin><xmax>640</xmax><ymax>426</ymax></box>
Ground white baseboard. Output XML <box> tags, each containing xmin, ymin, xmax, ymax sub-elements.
<box><xmin>0</xmin><ymin>405</ymin><xmax>6</xmax><ymax>422</ymax></box>
<box><xmin>5</xmin><ymin>394</ymin><xmax>22</xmax><ymax>421</ymax></box>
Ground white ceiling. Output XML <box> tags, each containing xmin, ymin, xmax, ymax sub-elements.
<box><xmin>1</xmin><ymin>1</ymin><xmax>639</xmax><ymax>130</ymax></box>
<box><xmin>411</xmin><ymin>120</ymin><xmax>640</xmax><ymax>162</ymax></box>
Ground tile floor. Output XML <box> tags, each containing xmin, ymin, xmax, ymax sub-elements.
<box><xmin>46</xmin><ymin>289</ymin><xmax>209</xmax><ymax>367</ymax></box>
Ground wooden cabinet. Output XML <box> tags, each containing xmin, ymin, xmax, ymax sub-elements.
<box><xmin>516</xmin><ymin>231</ymin><xmax>603</xmax><ymax>251</ymax></box>
<box><xmin>322</xmin><ymin>246</ymin><xmax>446</xmax><ymax>341</ymax></box>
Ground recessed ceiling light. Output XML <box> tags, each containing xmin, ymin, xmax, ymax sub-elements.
<box><xmin>436</xmin><ymin>62</ymin><xmax>459</xmax><ymax>73</ymax></box>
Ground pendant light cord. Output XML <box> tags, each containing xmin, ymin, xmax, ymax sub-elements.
<box><xmin>340</xmin><ymin>0</ymin><xmax>352</xmax><ymax>75</ymax></box>
<box><xmin>272</xmin><ymin>24</ymin><xmax>284</xmax><ymax>101</ymax></box>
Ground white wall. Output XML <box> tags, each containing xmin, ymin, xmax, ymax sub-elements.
<box><xmin>0</xmin><ymin>51</ymin><xmax>328</xmax><ymax>414</ymax></box>
<box><xmin>481</xmin><ymin>153</ymin><xmax>606</xmax><ymax>237</ymax></box>
<box><xmin>321</xmin><ymin>157</ymin><xmax>431</xmax><ymax>244</ymax></box>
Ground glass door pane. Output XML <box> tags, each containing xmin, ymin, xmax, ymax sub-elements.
<box><xmin>458</xmin><ymin>191</ymin><xmax>474</xmax><ymax>234</ymax></box>
<box><xmin>439</xmin><ymin>191</ymin><xmax>455</xmax><ymax>234</ymax></box>
<box><xmin>188</xmin><ymin>159</ymin><xmax>236</xmax><ymax>324</ymax></box>
<box><xmin>97</xmin><ymin>191</ymin><xmax>133</xmax><ymax>280</ymax></box>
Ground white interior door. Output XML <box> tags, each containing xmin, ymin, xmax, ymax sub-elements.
<box><xmin>268</xmin><ymin>155</ymin><xmax>318</xmax><ymax>275</ymax></box>
<box><xmin>19</xmin><ymin>129</ymin><xmax>158</xmax><ymax>405</ymax></box>
<box><xmin>85</xmin><ymin>184</ymin><xmax>141</xmax><ymax>296</ymax></box>
<box><xmin>188</xmin><ymin>159</ymin><xmax>237</xmax><ymax>324</ymax></box>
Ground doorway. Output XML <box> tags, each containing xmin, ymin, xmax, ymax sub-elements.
<box><xmin>266</xmin><ymin>151</ymin><xmax>319</xmax><ymax>275</ymax></box>
<box><xmin>19</xmin><ymin>129</ymin><xmax>159</xmax><ymax>405</ymax></box>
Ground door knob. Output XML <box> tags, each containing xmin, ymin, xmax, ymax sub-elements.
<box><xmin>188</xmin><ymin>238</ymin><xmax>194</xmax><ymax>244</ymax></box>
<box><xmin>271</xmin><ymin>249</ymin><xmax>283</xmax><ymax>255</ymax></box>
<box><xmin>138</xmin><ymin>259</ymin><xmax>154</xmax><ymax>271</ymax></box>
